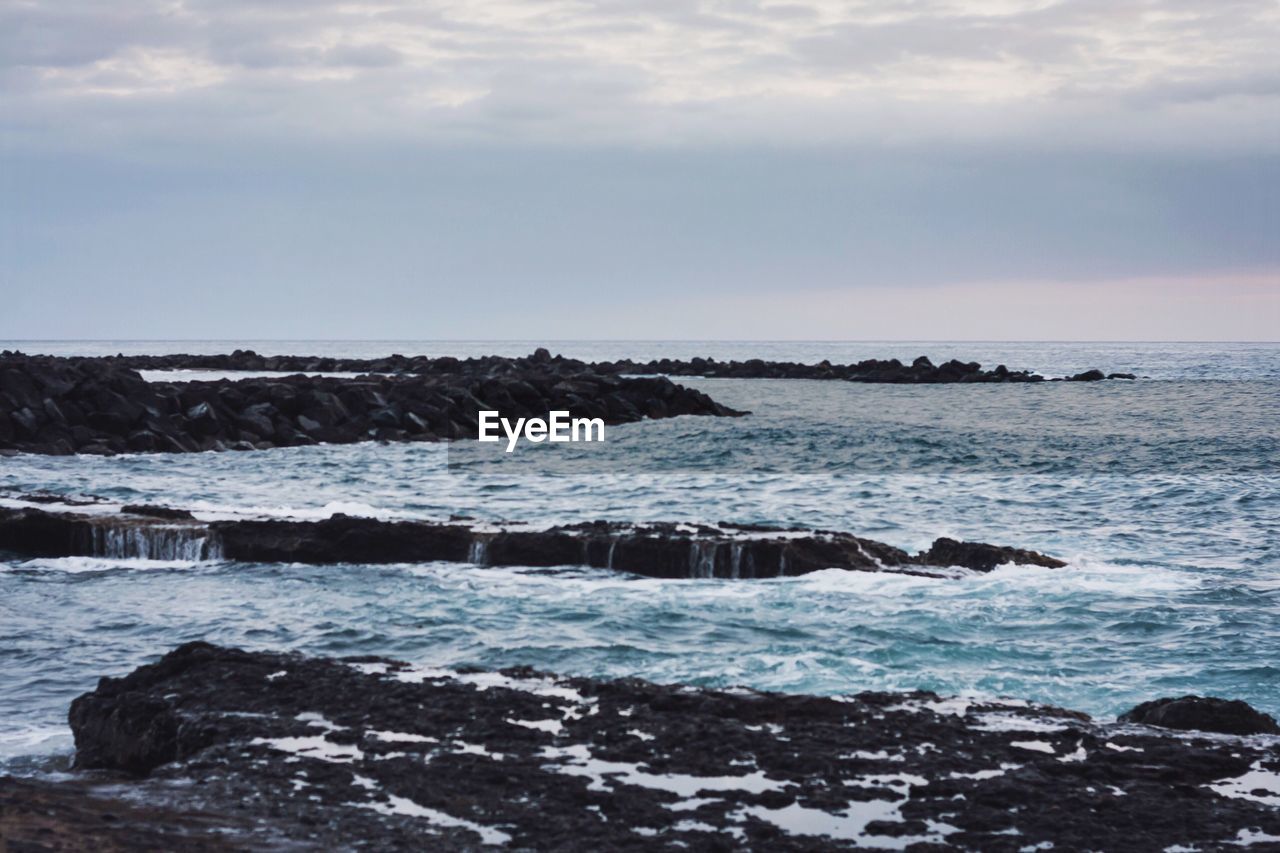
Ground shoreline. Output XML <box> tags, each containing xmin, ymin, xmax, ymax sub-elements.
<box><xmin>6</xmin><ymin>346</ymin><xmax>1138</xmax><ymax>383</ymax></box>
<box><xmin>2</xmin><ymin>642</ymin><xmax>1276</xmax><ymax>850</ymax></box>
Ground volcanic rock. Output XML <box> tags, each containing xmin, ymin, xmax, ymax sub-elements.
<box><xmin>0</xmin><ymin>503</ymin><xmax>1067</xmax><ymax>579</ymax></box>
<box><xmin>7</xmin><ymin>642</ymin><xmax>1273</xmax><ymax>850</ymax></box>
<box><xmin>1120</xmin><ymin>695</ymin><xmax>1280</xmax><ymax>736</ymax></box>
<box><xmin>0</xmin><ymin>353</ymin><xmax>743</xmax><ymax>457</ymax></box>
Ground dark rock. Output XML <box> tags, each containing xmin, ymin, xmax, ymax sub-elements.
<box><xmin>18</xmin><ymin>350</ymin><xmax>1132</xmax><ymax>385</ymax></box>
<box><xmin>0</xmin><ymin>504</ymin><xmax>1064</xmax><ymax>580</ymax></box>
<box><xmin>1068</xmin><ymin>369</ymin><xmax>1107</xmax><ymax>381</ymax></box>
<box><xmin>184</xmin><ymin>401</ymin><xmax>221</xmax><ymax>436</ymax></box>
<box><xmin>121</xmin><ymin>505</ymin><xmax>197</xmax><ymax>521</ymax></box>
<box><xmin>295</xmin><ymin>414</ymin><xmax>323</xmax><ymax>434</ymax></box>
<box><xmin>32</xmin><ymin>643</ymin><xmax>1280</xmax><ymax>850</ymax></box>
<box><xmin>0</xmin><ymin>776</ymin><xmax>248</xmax><ymax>851</ymax></box>
<box><xmin>1120</xmin><ymin>695</ymin><xmax>1280</xmax><ymax>736</ymax></box>
<box><xmin>69</xmin><ymin>692</ymin><xmax>181</xmax><ymax>776</ymax></box>
<box><xmin>10</xmin><ymin>407</ymin><xmax>39</xmax><ymax>438</ymax></box>
<box><xmin>0</xmin><ymin>353</ymin><xmax>745</xmax><ymax>456</ymax></box>
<box><xmin>916</xmin><ymin>537</ymin><xmax>1067</xmax><ymax>571</ymax></box>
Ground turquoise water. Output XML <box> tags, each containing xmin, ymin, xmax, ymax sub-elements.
<box><xmin>1</xmin><ymin>341</ymin><xmax>1277</xmax><ymax>770</ymax></box>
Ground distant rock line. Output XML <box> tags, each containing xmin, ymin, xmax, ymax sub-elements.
<box><xmin>17</xmin><ymin>346</ymin><xmax>1138</xmax><ymax>383</ymax></box>
<box><xmin>0</xmin><ymin>502</ymin><xmax>1065</xmax><ymax>578</ymax></box>
<box><xmin>2</xmin><ymin>642</ymin><xmax>1274</xmax><ymax>849</ymax></box>
<box><xmin>0</xmin><ymin>352</ymin><xmax>742</xmax><ymax>456</ymax></box>
<box><xmin>0</xmin><ymin>349</ymin><xmax>1138</xmax><ymax>456</ymax></box>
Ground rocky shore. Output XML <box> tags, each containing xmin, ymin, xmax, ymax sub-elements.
<box><xmin>0</xmin><ymin>353</ymin><xmax>742</xmax><ymax>456</ymax></box>
<box><xmin>37</xmin><ymin>347</ymin><xmax>1136</xmax><ymax>383</ymax></box>
<box><xmin>0</xmin><ymin>348</ymin><xmax>1140</xmax><ymax>457</ymax></box>
<box><xmin>0</xmin><ymin>501</ymin><xmax>1065</xmax><ymax>578</ymax></box>
<box><xmin>2</xmin><ymin>642</ymin><xmax>1276</xmax><ymax>850</ymax></box>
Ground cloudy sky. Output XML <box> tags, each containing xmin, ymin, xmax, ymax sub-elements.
<box><xmin>2</xmin><ymin>0</ymin><xmax>1277</xmax><ymax>339</ymax></box>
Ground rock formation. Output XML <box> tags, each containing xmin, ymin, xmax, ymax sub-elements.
<box><xmin>0</xmin><ymin>503</ymin><xmax>1066</xmax><ymax>578</ymax></box>
<box><xmin>2</xmin><ymin>642</ymin><xmax>1273</xmax><ymax>850</ymax></box>
<box><xmin>9</xmin><ymin>348</ymin><xmax>1137</xmax><ymax>383</ymax></box>
<box><xmin>0</xmin><ymin>353</ymin><xmax>743</xmax><ymax>456</ymax></box>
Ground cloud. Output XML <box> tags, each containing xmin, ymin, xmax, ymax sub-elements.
<box><xmin>1</xmin><ymin>0</ymin><xmax>1277</xmax><ymax>150</ymax></box>
<box><xmin>2</xmin><ymin>1</ymin><xmax>1275</xmax><ymax>341</ymax></box>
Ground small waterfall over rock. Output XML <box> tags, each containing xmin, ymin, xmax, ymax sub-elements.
<box><xmin>688</xmin><ymin>540</ymin><xmax>720</xmax><ymax>579</ymax></box>
<box><xmin>90</xmin><ymin>523</ymin><xmax>222</xmax><ymax>561</ymax></box>
<box><xmin>468</xmin><ymin>537</ymin><xmax>489</xmax><ymax>566</ymax></box>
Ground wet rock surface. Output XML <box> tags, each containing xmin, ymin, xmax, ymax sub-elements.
<box><xmin>0</xmin><ymin>502</ymin><xmax>1065</xmax><ymax>578</ymax></box>
<box><xmin>30</xmin><ymin>347</ymin><xmax>1135</xmax><ymax>383</ymax></box>
<box><xmin>9</xmin><ymin>642</ymin><xmax>1277</xmax><ymax>851</ymax></box>
<box><xmin>1120</xmin><ymin>696</ymin><xmax>1280</xmax><ymax>736</ymax></box>
<box><xmin>0</xmin><ymin>775</ymin><xmax>258</xmax><ymax>852</ymax></box>
<box><xmin>0</xmin><ymin>353</ymin><xmax>743</xmax><ymax>457</ymax></box>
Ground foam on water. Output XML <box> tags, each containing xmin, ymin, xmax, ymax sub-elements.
<box><xmin>3</xmin><ymin>556</ymin><xmax>213</xmax><ymax>574</ymax></box>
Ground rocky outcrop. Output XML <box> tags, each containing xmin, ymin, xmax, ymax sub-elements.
<box><xmin>915</xmin><ymin>537</ymin><xmax>1066</xmax><ymax>572</ymax></box>
<box><xmin>4</xmin><ymin>348</ymin><xmax>1137</xmax><ymax>384</ymax></box>
<box><xmin>0</xmin><ymin>353</ymin><xmax>743</xmax><ymax>456</ymax></box>
<box><xmin>1120</xmin><ymin>696</ymin><xmax>1280</xmax><ymax>736</ymax></box>
<box><xmin>0</xmin><ymin>503</ymin><xmax>1065</xmax><ymax>578</ymax></box>
<box><xmin>6</xmin><ymin>642</ymin><xmax>1272</xmax><ymax>850</ymax></box>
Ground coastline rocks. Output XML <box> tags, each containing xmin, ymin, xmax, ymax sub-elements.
<box><xmin>0</xmin><ymin>503</ymin><xmax>1067</xmax><ymax>579</ymax></box>
<box><xmin>0</xmin><ymin>353</ymin><xmax>744</xmax><ymax>457</ymax></box>
<box><xmin>3</xmin><ymin>348</ymin><xmax>1136</xmax><ymax>384</ymax></box>
<box><xmin>120</xmin><ymin>505</ymin><xmax>196</xmax><ymax>521</ymax></box>
<box><xmin>0</xmin><ymin>776</ymin><xmax>243</xmax><ymax>852</ymax></box>
<box><xmin>1120</xmin><ymin>696</ymin><xmax>1280</xmax><ymax>736</ymax></box>
<box><xmin>16</xmin><ymin>642</ymin><xmax>1276</xmax><ymax>850</ymax></box>
<box><xmin>916</xmin><ymin>537</ymin><xmax>1067</xmax><ymax>571</ymax></box>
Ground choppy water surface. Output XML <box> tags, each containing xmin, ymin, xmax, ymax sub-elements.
<box><xmin>1</xmin><ymin>341</ymin><xmax>1277</xmax><ymax>771</ymax></box>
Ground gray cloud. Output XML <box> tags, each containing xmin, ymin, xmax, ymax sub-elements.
<box><xmin>1</xmin><ymin>1</ymin><xmax>1276</xmax><ymax>340</ymax></box>
<box><xmin>1</xmin><ymin>0</ymin><xmax>1276</xmax><ymax>151</ymax></box>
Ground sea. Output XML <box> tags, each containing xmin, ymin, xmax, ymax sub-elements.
<box><xmin>1</xmin><ymin>340</ymin><xmax>1277</xmax><ymax>774</ymax></box>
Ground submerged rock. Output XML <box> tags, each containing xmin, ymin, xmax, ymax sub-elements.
<box><xmin>0</xmin><ymin>503</ymin><xmax>1066</xmax><ymax>579</ymax></box>
<box><xmin>5</xmin><ymin>642</ymin><xmax>1273</xmax><ymax>850</ymax></box>
<box><xmin>1120</xmin><ymin>695</ymin><xmax>1280</xmax><ymax>736</ymax></box>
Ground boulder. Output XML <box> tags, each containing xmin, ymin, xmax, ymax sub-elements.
<box><xmin>1119</xmin><ymin>695</ymin><xmax>1280</xmax><ymax>736</ymax></box>
<box><xmin>916</xmin><ymin>537</ymin><xmax>1067</xmax><ymax>572</ymax></box>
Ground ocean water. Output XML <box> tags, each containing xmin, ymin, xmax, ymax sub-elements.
<box><xmin>1</xmin><ymin>341</ymin><xmax>1277</xmax><ymax>772</ymax></box>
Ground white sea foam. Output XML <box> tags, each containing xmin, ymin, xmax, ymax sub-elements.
<box><xmin>1234</xmin><ymin>828</ymin><xmax>1280</xmax><ymax>846</ymax></box>
<box><xmin>369</xmin><ymin>730</ymin><xmax>437</xmax><ymax>744</ymax></box>
<box><xmin>1011</xmin><ymin>741</ymin><xmax>1056</xmax><ymax>754</ymax></box>
<box><xmin>508</xmin><ymin>717</ymin><xmax>565</xmax><ymax>735</ymax></box>
<box><xmin>1209</xmin><ymin>761</ymin><xmax>1280</xmax><ymax>806</ymax></box>
<box><xmin>972</xmin><ymin>713</ymin><xmax>1070</xmax><ymax>733</ymax></box>
<box><xmin>0</xmin><ymin>724</ymin><xmax>72</xmax><ymax>760</ymax></box>
<box><xmin>392</xmin><ymin>666</ymin><xmax>590</xmax><ymax>707</ymax></box>
<box><xmin>5</xmin><ymin>556</ymin><xmax>207</xmax><ymax>573</ymax></box>
<box><xmin>138</xmin><ymin>370</ymin><xmax>376</xmax><ymax>382</ymax></box>
<box><xmin>732</xmin><ymin>797</ymin><xmax>957</xmax><ymax>848</ymax></box>
<box><xmin>251</xmin><ymin>734</ymin><xmax>363</xmax><ymax>763</ymax></box>
<box><xmin>540</xmin><ymin>744</ymin><xmax>783</xmax><ymax>797</ymax></box>
<box><xmin>350</xmin><ymin>794</ymin><xmax>511</xmax><ymax>845</ymax></box>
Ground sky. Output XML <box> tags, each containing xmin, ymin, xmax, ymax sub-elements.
<box><xmin>1</xmin><ymin>0</ymin><xmax>1277</xmax><ymax>340</ymax></box>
